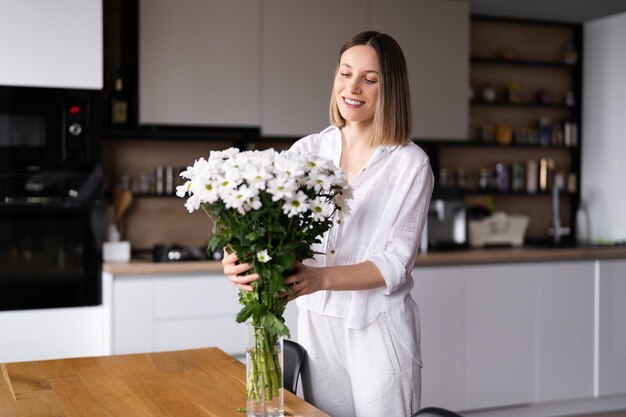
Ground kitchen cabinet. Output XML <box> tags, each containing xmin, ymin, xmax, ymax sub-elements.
<box><xmin>0</xmin><ymin>307</ymin><xmax>108</xmax><ymax>363</ymax></box>
<box><xmin>412</xmin><ymin>260</ymin><xmax>595</xmax><ymax>411</ymax></box>
<box><xmin>260</xmin><ymin>0</ymin><xmax>369</xmax><ymax>137</ymax></box>
<box><xmin>262</xmin><ymin>0</ymin><xmax>469</xmax><ymax>139</ymax></box>
<box><xmin>137</xmin><ymin>0</ymin><xmax>469</xmax><ymax>139</ymax></box>
<box><xmin>599</xmin><ymin>259</ymin><xmax>626</xmax><ymax>396</ymax></box>
<box><xmin>371</xmin><ymin>0</ymin><xmax>469</xmax><ymax>140</ymax></box>
<box><xmin>110</xmin><ymin>272</ymin><xmax>298</xmax><ymax>357</ymax></box>
<box><xmin>0</xmin><ymin>0</ymin><xmax>102</xmax><ymax>89</ymax></box>
<box><xmin>139</xmin><ymin>0</ymin><xmax>261</xmax><ymax>127</ymax></box>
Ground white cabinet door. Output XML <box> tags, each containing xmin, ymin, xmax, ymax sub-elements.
<box><xmin>140</xmin><ymin>0</ymin><xmax>261</xmax><ymax>126</ymax></box>
<box><xmin>112</xmin><ymin>272</ymin><xmax>298</xmax><ymax>357</ymax></box>
<box><xmin>412</xmin><ymin>265</ymin><xmax>466</xmax><ymax>411</ymax></box>
<box><xmin>372</xmin><ymin>0</ymin><xmax>469</xmax><ymax>140</ymax></box>
<box><xmin>412</xmin><ymin>260</ymin><xmax>595</xmax><ymax>412</ymax></box>
<box><xmin>599</xmin><ymin>259</ymin><xmax>626</xmax><ymax>396</ymax></box>
<box><xmin>463</xmin><ymin>263</ymin><xmax>535</xmax><ymax>410</ymax></box>
<box><xmin>113</xmin><ymin>276</ymin><xmax>154</xmax><ymax>354</ymax></box>
<box><xmin>0</xmin><ymin>0</ymin><xmax>102</xmax><ymax>89</ymax></box>
<box><xmin>534</xmin><ymin>261</ymin><xmax>595</xmax><ymax>402</ymax></box>
<box><xmin>261</xmin><ymin>0</ymin><xmax>369</xmax><ymax>137</ymax></box>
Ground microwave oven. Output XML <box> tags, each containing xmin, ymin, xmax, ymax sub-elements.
<box><xmin>0</xmin><ymin>85</ymin><xmax>102</xmax><ymax>174</ymax></box>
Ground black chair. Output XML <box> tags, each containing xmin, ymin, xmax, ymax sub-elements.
<box><xmin>283</xmin><ymin>339</ymin><xmax>306</xmax><ymax>395</ymax></box>
<box><xmin>412</xmin><ymin>406</ymin><xmax>464</xmax><ymax>417</ymax></box>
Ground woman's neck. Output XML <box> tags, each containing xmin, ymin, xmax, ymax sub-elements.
<box><xmin>341</xmin><ymin>121</ymin><xmax>375</xmax><ymax>151</ymax></box>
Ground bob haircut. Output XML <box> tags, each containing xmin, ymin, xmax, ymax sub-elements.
<box><xmin>329</xmin><ymin>31</ymin><xmax>412</xmax><ymax>147</ymax></box>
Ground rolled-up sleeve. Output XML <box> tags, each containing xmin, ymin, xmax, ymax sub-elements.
<box><xmin>368</xmin><ymin>161</ymin><xmax>433</xmax><ymax>295</ymax></box>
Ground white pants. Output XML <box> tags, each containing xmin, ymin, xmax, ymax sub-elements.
<box><xmin>297</xmin><ymin>309</ymin><xmax>421</xmax><ymax>417</ymax></box>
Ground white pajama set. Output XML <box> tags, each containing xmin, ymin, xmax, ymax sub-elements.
<box><xmin>290</xmin><ymin>126</ymin><xmax>434</xmax><ymax>417</ymax></box>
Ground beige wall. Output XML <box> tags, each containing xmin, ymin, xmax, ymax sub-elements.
<box><xmin>103</xmin><ymin>138</ymin><xmax>293</xmax><ymax>250</ymax></box>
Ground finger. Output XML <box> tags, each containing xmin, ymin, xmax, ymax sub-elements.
<box><xmin>236</xmin><ymin>273</ymin><xmax>259</xmax><ymax>284</ymax></box>
<box><xmin>236</xmin><ymin>283</ymin><xmax>254</xmax><ymax>292</ymax></box>
<box><xmin>224</xmin><ymin>262</ymin><xmax>253</xmax><ymax>276</ymax></box>
<box><xmin>222</xmin><ymin>251</ymin><xmax>239</xmax><ymax>266</ymax></box>
<box><xmin>283</xmin><ymin>274</ymin><xmax>299</xmax><ymax>286</ymax></box>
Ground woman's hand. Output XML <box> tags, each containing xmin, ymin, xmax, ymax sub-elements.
<box><xmin>280</xmin><ymin>261</ymin><xmax>325</xmax><ymax>300</ymax></box>
<box><xmin>222</xmin><ymin>248</ymin><xmax>259</xmax><ymax>292</ymax></box>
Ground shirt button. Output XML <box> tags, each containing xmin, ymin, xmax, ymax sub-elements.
<box><xmin>335</xmin><ymin>219</ymin><xmax>341</xmax><ymax>224</ymax></box>
<box><xmin>330</xmin><ymin>250</ymin><xmax>336</xmax><ymax>255</ymax></box>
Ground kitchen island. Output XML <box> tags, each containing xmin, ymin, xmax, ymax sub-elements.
<box><xmin>0</xmin><ymin>347</ymin><xmax>328</xmax><ymax>417</ymax></box>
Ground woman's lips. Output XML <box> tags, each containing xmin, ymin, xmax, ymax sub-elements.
<box><xmin>343</xmin><ymin>97</ymin><xmax>365</xmax><ymax>108</ymax></box>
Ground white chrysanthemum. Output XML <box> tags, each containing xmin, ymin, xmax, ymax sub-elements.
<box><xmin>334</xmin><ymin>192</ymin><xmax>352</xmax><ymax>220</ymax></box>
<box><xmin>209</xmin><ymin>147</ymin><xmax>240</xmax><ymax>161</ymax></box>
<box><xmin>310</xmin><ymin>198</ymin><xmax>333</xmax><ymax>221</ymax></box>
<box><xmin>190</xmin><ymin>178</ymin><xmax>219</xmax><ymax>204</ymax></box>
<box><xmin>266</xmin><ymin>177</ymin><xmax>297</xmax><ymax>202</ymax></box>
<box><xmin>306</xmin><ymin>170</ymin><xmax>333</xmax><ymax>193</ymax></box>
<box><xmin>176</xmin><ymin>181</ymin><xmax>191</xmax><ymax>197</ymax></box>
<box><xmin>274</xmin><ymin>154</ymin><xmax>306</xmax><ymax>181</ymax></box>
<box><xmin>283</xmin><ymin>190</ymin><xmax>309</xmax><ymax>217</ymax></box>
<box><xmin>256</xmin><ymin>249</ymin><xmax>272</xmax><ymax>263</ymax></box>
<box><xmin>243</xmin><ymin>165</ymin><xmax>272</xmax><ymax>190</ymax></box>
<box><xmin>222</xmin><ymin>185</ymin><xmax>261</xmax><ymax>215</ymax></box>
<box><xmin>184</xmin><ymin>194</ymin><xmax>202</xmax><ymax>213</ymax></box>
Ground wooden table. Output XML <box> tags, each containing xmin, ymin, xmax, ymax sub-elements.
<box><xmin>0</xmin><ymin>348</ymin><xmax>328</xmax><ymax>417</ymax></box>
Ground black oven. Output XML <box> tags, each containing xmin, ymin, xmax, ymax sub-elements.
<box><xmin>0</xmin><ymin>86</ymin><xmax>103</xmax><ymax>311</ymax></box>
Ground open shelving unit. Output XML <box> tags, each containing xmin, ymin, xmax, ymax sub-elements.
<box><xmin>418</xmin><ymin>15</ymin><xmax>583</xmax><ymax>242</ymax></box>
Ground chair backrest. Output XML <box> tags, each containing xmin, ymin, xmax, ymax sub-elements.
<box><xmin>412</xmin><ymin>406</ymin><xmax>464</xmax><ymax>417</ymax></box>
<box><xmin>283</xmin><ymin>339</ymin><xmax>306</xmax><ymax>395</ymax></box>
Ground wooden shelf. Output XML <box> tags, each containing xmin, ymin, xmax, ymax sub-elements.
<box><xmin>471</xmin><ymin>57</ymin><xmax>579</xmax><ymax>68</ymax></box>
<box><xmin>471</xmin><ymin>100</ymin><xmax>575</xmax><ymax>109</ymax></box>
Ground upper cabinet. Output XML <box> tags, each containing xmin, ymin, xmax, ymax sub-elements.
<box><xmin>371</xmin><ymin>0</ymin><xmax>470</xmax><ymax>140</ymax></box>
<box><xmin>136</xmin><ymin>0</ymin><xmax>469</xmax><ymax>138</ymax></box>
<box><xmin>261</xmin><ymin>0</ymin><xmax>368</xmax><ymax>137</ymax></box>
<box><xmin>0</xmin><ymin>0</ymin><xmax>102</xmax><ymax>89</ymax></box>
<box><xmin>139</xmin><ymin>0</ymin><xmax>261</xmax><ymax>127</ymax></box>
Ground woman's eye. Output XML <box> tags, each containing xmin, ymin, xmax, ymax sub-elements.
<box><xmin>341</xmin><ymin>73</ymin><xmax>351</xmax><ymax>78</ymax></box>
<box><xmin>364</xmin><ymin>78</ymin><xmax>377</xmax><ymax>84</ymax></box>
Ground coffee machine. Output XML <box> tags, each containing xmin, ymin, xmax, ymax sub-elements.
<box><xmin>426</xmin><ymin>187</ymin><xmax>466</xmax><ymax>249</ymax></box>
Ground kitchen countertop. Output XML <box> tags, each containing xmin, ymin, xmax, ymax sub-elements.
<box><xmin>0</xmin><ymin>348</ymin><xmax>328</xmax><ymax>417</ymax></box>
<box><xmin>103</xmin><ymin>245</ymin><xmax>626</xmax><ymax>275</ymax></box>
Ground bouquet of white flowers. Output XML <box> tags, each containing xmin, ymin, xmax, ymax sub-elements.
<box><xmin>177</xmin><ymin>147</ymin><xmax>350</xmax><ymax>408</ymax></box>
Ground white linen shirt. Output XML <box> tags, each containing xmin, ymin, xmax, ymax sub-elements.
<box><xmin>290</xmin><ymin>125</ymin><xmax>434</xmax><ymax>366</ymax></box>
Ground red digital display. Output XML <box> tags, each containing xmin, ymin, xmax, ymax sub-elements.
<box><xmin>69</xmin><ymin>105</ymin><xmax>81</xmax><ymax>114</ymax></box>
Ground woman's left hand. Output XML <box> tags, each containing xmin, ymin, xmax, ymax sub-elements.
<box><xmin>279</xmin><ymin>261</ymin><xmax>324</xmax><ymax>300</ymax></box>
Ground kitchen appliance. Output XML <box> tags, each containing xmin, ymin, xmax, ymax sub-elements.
<box><xmin>468</xmin><ymin>212</ymin><xmax>529</xmax><ymax>248</ymax></box>
<box><xmin>0</xmin><ymin>86</ymin><xmax>103</xmax><ymax>311</ymax></box>
<box><xmin>427</xmin><ymin>187</ymin><xmax>466</xmax><ymax>248</ymax></box>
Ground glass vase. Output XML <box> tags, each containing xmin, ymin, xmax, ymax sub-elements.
<box><xmin>246</xmin><ymin>322</ymin><xmax>284</xmax><ymax>417</ymax></box>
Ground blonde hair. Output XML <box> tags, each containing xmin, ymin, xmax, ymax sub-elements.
<box><xmin>329</xmin><ymin>31</ymin><xmax>412</xmax><ymax>146</ymax></box>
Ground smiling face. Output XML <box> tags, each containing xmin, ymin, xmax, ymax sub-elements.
<box><xmin>333</xmin><ymin>45</ymin><xmax>380</xmax><ymax>127</ymax></box>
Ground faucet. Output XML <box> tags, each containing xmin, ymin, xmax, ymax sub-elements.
<box><xmin>548</xmin><ymin>177</ymin><xmax>570</xmax><ymax>244</ymax></box>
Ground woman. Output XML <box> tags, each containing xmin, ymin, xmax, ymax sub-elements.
<box><xmin>223</xmin><ymin>31</ymin><xmax>433</xmax><ymax>417</ymax></box>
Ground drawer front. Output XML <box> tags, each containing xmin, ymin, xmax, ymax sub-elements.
<box><xmin>154</xmin><ymin>316</ymin><xmax>245</xmax><ymax>356</ymax></box>
<box><xmin>154</xmin><ymin>274</ymin><xmax>241</xmax><ymax>319</ymax></box>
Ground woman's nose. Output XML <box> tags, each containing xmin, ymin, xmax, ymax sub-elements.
<box><xmin>349</xmin><ymin>80</ymin><xmax>361</xmax><ymax>94</ymax></box>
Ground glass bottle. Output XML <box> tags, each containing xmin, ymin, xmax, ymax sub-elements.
<box><xmin>111</xmin><ymin>77</ymin><xmax>129</xmax><ymax>126</ymax></box>
<box><xmin>576</xmin><ymin>200</ymin><xmax>591</xmax><ymax>245</ymax></box>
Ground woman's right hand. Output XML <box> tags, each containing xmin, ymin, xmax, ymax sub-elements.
<box><xmin>222</xmin><ymin>248</ymin><xmax>259</xmax><ymax>292</ymax></box>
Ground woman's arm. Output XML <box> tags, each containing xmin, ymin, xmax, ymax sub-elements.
<box><xmin>281</xmin><ymin>261</ymin><xmax>385</xmax><ymax>299</ymax></box>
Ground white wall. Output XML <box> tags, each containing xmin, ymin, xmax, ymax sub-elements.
<box><xmin>0</xmin><ymin>0</ymin><xmax>102</xmax><ymax>89</ymax></box>
<box><xmin>582</xmin><ymin>11</ymin><xmax>626</xmax><ymax>241</ymax></box>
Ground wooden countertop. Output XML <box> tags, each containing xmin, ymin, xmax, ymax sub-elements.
<box><xmin>414</xmin><ymin>245</ymin><xmax>626</xmax><ymax>266</ymax></box>
<box><xmin>103</xmin><ymin>246</ymin><xmax>626</xmax><ymax>275</ymax></box>
<box><xmin>0</xmin><ymin>348</ymin><xmax>328</xmax><ymax>417</ymax></box>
